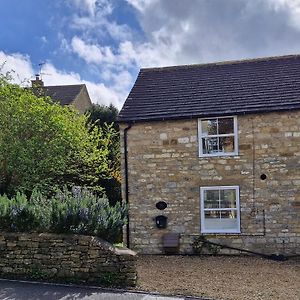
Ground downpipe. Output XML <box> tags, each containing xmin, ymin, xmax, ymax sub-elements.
<box><xmin>123</xmin><ymin>123</ymin><xmax>132</xmax><ymax>248</ymax></box>
<box><xmin>201</xmin><ymin>239</ymin><xmax>299</xmax><ymax>261</ymax></box>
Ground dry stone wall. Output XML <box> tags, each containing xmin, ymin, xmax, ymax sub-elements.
<box><xmin>120</xmin><ymin>110</ymin><xmax>300</xmax><ymax>255</ymax></box>
<box><xmin>0</xmin><ymin>232</ymin><xmax>137</xmax><ymax>286</ymax></box>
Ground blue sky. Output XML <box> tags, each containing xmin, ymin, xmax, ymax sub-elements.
<box><xmin>1</xmin><ymin>0</ymin><xmax>300</xmax><ymax>108</ymax></box>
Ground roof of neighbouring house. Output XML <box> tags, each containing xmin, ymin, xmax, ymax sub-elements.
<box><xmin>33</xmin><ymin>84</ymin><xmax>86</xmax><ymax>106</ymax></box>
<box><xmin>118</xmin><ymin>54</ymin><xmax>300</xmax><ymax>122</ymax></box>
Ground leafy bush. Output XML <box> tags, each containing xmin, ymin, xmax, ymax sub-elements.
<box><xmin>0</xmin><ymin>191</ymin><xmax>49</xmax><ymax>232</ymax></box>
<box><xmin>0</xmin><ymin>73</ymin><xmax>114</xmax><ymax>197</ymax></box>
<box><xmin>50</xmin><ymin>188</ymin><xmax>127</xmax><ymax>242</ymax></box>
<box><xmin>0</xmin><ymin>188</ymin><xmax>127</xmax><ymax>243</ymax></box>
<box><xmin>87</xmin><ymin>104</ymin><xmax>122</xmax><ymax>206</ymax></box>
<box><xmin>193</xmin><ymin>235</ymin><xmax>221</xmax><ymax>255</ymax></box>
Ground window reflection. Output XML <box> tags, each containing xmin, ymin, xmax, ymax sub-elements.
<box><xmin>201</xmin><ymin>119</ymin><xmax>217</xmax><ymax>136</ymax></box>
<box><xmin>200</xmin><ymin>117</ymin><xmax>236</xmax><ymax>155</ymax></box>
<box><xmin>218</xmin><ymin>118</ymin><xmax>234</xmax><ymax>134</ymax></box>
<box><xmin>219</xmin><ymin>136</ymin><xmax>234</xmax><ymax>153</ymax></box>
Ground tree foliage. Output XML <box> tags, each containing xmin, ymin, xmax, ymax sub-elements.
<box><xmin>87</xmin><ymin>103</ymin><xmax>119</xmax><ymax>130</ymax></box>
<box><xmin>0</xmin><ymin>73</ymin><xmax>113</xmax><ymax>196</ymax></box>
<box><xmin>87</xmin><ymin>104</ymin><xmax>122</xmax><ymax>205</ymax></box>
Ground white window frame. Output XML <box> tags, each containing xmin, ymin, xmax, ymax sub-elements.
<box><xmin>198</xmin><ymin>116</ymin><xmax>238</xmax><ymax>157</ymax></box>
<box><xmin>200</xmin><ymin>186</ymin><xmax>240</xmax><ymax>234</ymax></box>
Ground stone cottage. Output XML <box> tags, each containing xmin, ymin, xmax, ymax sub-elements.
<box><xmin>118</xmin><ymin>55</ymin><xmax>300</xmax><ymax>255</ymax></box>
<box><xmin>31</xmin><ymin>75</ymin><xmax>92</xmax><ymax>114</ymax></box>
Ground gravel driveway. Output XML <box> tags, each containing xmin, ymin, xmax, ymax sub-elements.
<box><xmin>136</xmin><ymin>255</ymin><xmax>300</xmax><ymax>300</ymax></box>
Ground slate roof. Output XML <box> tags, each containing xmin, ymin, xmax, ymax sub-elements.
<box><xmin>33</xmin><ymin>84</ymin><xmax>85</xmax><ymax>105</ymax></box>
<box><xmin>118</xmin><ymin>55</ymin><xmax>300</xmax><ymax>122</ymax></box>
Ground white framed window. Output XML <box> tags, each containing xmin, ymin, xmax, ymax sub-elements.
<box><xmin>200</xmin><ymin>186</ymin><xmax>240</xmax><ymax>233</ymax></box>
<box><xmin>198</xmin><ymin>116</ymin><xmax>238</xmax><ymax>157</ymax></box>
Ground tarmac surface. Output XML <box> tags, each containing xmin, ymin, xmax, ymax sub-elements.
<box><xmin>0</xmin><ymin>279</ymin><xmax>208</xmax><ymax>300</ymax></box>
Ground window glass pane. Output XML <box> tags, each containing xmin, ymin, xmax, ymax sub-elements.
<box><xmin>202</xmin><ymin>187</ymin><xmax>239</xmax><ymax>232</ymax></box>
<box><xmin>204</xmin><ymin>210</ymin><xmax>220</xmax><ymax>219</ymax></box>
<box><xmin>220</xmin><ymin>189</ymin><xmax>236</xmax><ymax>208</ymax></box>
<box><xmin>220</xmin><ymin>210</ymin><xmax>237</xmax><ymax>219</ymax></box>
<box><xmin>204</xmin><ymin>190</ymin><xmax>219</xmax><ymax>208</ymax></box>
<box><xmin>219</xmin><ymin>136</ymin><xmax>234</xmax><ymax>153</ymax></box>
<box><xmin>201</xmin><ymin>119</ymin><xmax>217</xmax><ymax>135</ymax></box>
<box><xmin>202</xmin><ymin>137</ymin><xmax>218</xmax><ymax>154</ymax></box>
<box><xmin>204</xmin><ymin>210</ymin><xmax>238</xmax><ymax>231</ymax></box>
<box><xmin>204</xmin><ymin>210</ymin><xmax>221</xmax><ymax>230</ymax></box>
<box><xmin>205</xmin><ymin>190</ymin><xmax>219</xmax><ymax>201</ymax></box>
<box><xmin>218</xmin><ymin>117</ymin><xmax>234</xmax><ymax>134</ymax></box>
<box><xmin>204</xmin><ymin>219</ymin><xmax>239</xmax><ymax>232</ymax></box>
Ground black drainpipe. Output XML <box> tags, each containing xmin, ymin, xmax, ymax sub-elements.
<box><xmin>201</xmin><ymin>239</ymin><xmax>289</xmax><ymax>261</ymax></box>
<box><xmin>124</xmin><ymin>123</ymin><xmax>132</xmax><ymax>248</ymax></box>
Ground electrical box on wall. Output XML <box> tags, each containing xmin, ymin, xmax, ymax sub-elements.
<box><xmin>155</xmin><ymin>215</ymin><xmax>167</xmax><ymax>229</ymax></box>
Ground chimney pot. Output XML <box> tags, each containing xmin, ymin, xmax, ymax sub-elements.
<box><xmin>31</xmin><ymin>74</ymin><xmax>44</xmax><ymax>87</ymax></box>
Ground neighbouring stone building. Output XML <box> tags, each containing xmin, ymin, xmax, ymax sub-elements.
<box><xmin>118</xmin><ymin>55</ymin><xmax>300</xmax><ymax>255</ymax></box>
<box><xmin>31</xmin><ymin>75</ymin><xmax>92</xmax><ymax>114</ymax></box>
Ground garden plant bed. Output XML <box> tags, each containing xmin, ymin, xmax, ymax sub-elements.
<box><xmin>136</xmin><ymin>255</ymin><xmax>300</xmax><ymax>300</ymax></box>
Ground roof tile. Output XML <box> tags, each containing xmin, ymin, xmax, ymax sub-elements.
<box><xmin>33</xmin><ymin>84</ymin><xmax>84</xmax><ymax>106</ymax></box>
<box><xmin>118</xmin><ymin>55</ymin><xmax>300</xmax><ymax>122</ymax></box>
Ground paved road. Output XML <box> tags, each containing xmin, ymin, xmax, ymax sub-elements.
<box><xmin>0</xmin><ymin>279</ymin><xmax>207</xmax><ymax>300</ymax></box>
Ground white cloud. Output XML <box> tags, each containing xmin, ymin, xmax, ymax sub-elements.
<box><xmin>0</xmin><ymin>51</ymin><xmax>34</xmax><ymax>85</ymax></box>
<box><xmin>71</xmin><ymin>36</ymin><xmax>104</xmax><ymax>64</ymax></box>
<box><xmin>42</xmin><ymin>63</ymin><xmax>129</xmax><ymax>108</ymax></box>
<box><xmin>0</xmin><ymin>51</ymin><xmax>125</xmax><ymax>109</ymax></box>
<box><xmin>72</xmin><ymin>0</ymin><xmax>98</xmax><ymax>16</ymax></box>
<box><xmin>6</xmin><ymin>1</ymin><xmax>300</xmax><ymax>111</ymax></box>
<box><xmin>71</xmin><ymin>0</ymin><xmax>300</xmax><ymax>74</ymax></box>
<box><xmin>124</xmin><ymin>0</ymin><xmax>300</xmax><ymax>66</ymax></box>
<box><xmin>126</xmin><ymin>0</ymin><xmax>158</xmax><ymax>12</ymax></box>
<box><xmin>41</xmin><ymin>36</ymin><xmax>48</xmax><ymax>44</ymax></box>
<box><xmin>85</xmin><ymin>81</ymin><xmax>122</xmax><ymax>107</ymax></box>
<box><xmin>71</xmin><ymin>35</ymin><xmax>172</xmax><ymax>69</ymax></box>
<box><xmin>71</xmin><ymin>0</ymin><xmax>131</xmax><ymax>42</ymax></box>
<box><xmin>266</xmin><ymin>0</ymin><xmax>300</xmax><ymax>30</ymax></box>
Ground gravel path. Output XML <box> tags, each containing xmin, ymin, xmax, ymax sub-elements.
<box><xmin>136</xmin><ymin>255</ymin><xmax>300</xmax><ymax>300</ymax></box>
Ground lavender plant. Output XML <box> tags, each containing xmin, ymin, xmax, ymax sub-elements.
<box><xmin>0</xmin><ymin>187</ymin><xmax>127</xmax><ymax>243</ymax></box>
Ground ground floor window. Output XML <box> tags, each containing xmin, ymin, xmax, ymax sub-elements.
<box><xmin>200</xmin><ymin>186</ymin><xmax>240</xmax><ymax>233</ymax></box>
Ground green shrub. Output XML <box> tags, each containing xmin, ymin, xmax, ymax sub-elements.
<box><xmin>193</xmin><ymin>235</ymin><xmax>221</xmax><ymax>255</ymax></box>
<box><xmin>0</xmin><ymin>190</ymin><xmax>50</xmax><ymax>232</ymax></box>
<box><xmin>50</xmin><ymin>188</ymin><xmax>127</xmax><ymax>242</ymax></box>
<box><xmin>0</xmin><ymin>73</ymin><xmax>113</xmax><ymax>198</ymax></box>
<box><xmin>0</xmin><ymin>194</ymin><xmax>11</xmax><ymax>230</ymax></box>
<box><xmin>0</xmin><ymin>188</ymin><xmax>127</xmax><ymax>243</ymax></box>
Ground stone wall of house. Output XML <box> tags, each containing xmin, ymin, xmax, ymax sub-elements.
<box><xmin>71</xmin><ymin>86</ymin><xmax>92</xmax><ymax>114</ymax></box>
<box><xmin>120</xmin><ymin>110</ymin><xmax>300</xmax><ymax>255</ymax></box>
<box><xmin>0</xmin><ymin>232</ymin><xmax>137</xmax><ymax>286</ymax></box>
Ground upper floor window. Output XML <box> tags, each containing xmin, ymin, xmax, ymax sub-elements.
<box><xmin>198</xmin><ymin>116</ymin><xmax>238</xmax><ymax>157</ymax></box>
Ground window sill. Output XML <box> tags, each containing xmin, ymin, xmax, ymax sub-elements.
<box><xmin>199</xmin><ymin>152</ymin><xmax>239</xmax><ymax>158</ymax></box>
<box><xmin>201</xmin><ymin>230</ymin><xmax>241</xmax><ymax>234</ymax></box>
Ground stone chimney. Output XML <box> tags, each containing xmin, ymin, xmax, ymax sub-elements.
<box><xmin>31</xmin><ymin>74</ymin><xmax>44</xmax><ymax>87</ymax></box>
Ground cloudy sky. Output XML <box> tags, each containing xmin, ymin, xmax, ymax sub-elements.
<box><xmin>1</xmin><ymin>0</ymin><xmax>300</xmax><ymax>108</ymax></box>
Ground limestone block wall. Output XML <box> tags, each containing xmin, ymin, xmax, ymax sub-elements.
<box><xmin>71</xmin><ymin>86</ymin><xmax>92</xmax><ymax>114</ymax></box>
<box><xmin>0</xmin><ymin>232</ymin><xmax>137</xmax><ymax>286</ymax></box>
<box><xmin>120</xmin><ymin>110</ymin><xmax>300</xmax><ymax>255</ymax></box>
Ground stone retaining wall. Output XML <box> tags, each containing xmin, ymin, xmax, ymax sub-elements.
<box><xmin>0</xmin><ymin>232</ymin><xmax>137</xmax><ymax>286</ymax></box>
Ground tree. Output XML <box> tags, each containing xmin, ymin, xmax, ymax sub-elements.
<box><xmin>0</xmin><ymin>73</ymin><xmax>113</xmax><ymax>196</ymax></box>
<box><xmin>87</xmin><ymin>103</ymin><xmax>119</xmax><ymax>130</ymax></box>
<box><xmin>87</xmin><ymin>104</ymin><xmax>121</xmax><ymax>205</ymax></box>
